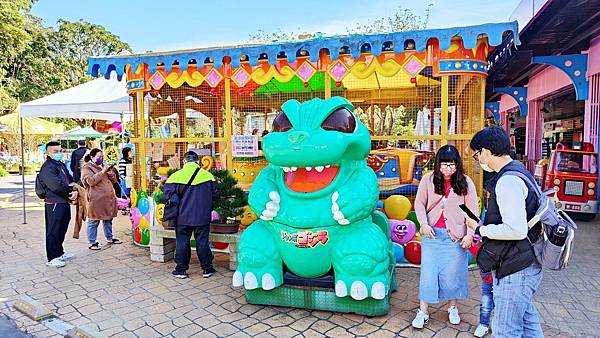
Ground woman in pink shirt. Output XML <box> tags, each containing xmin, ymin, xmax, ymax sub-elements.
<box><xmin>411</xmin><ymin>145</ymin><xmax>478</xmax><ymax>329</ymax></box>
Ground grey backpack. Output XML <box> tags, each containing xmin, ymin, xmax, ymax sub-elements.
<box><xmin>508</xmin><ymin>172</ymin><xmax>577</xmax><ymax>270</ymax></box>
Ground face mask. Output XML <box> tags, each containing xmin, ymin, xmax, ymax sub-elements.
<box><xmin>52</xmin><ymin>153</ymin><xmax>64</xmax><ymax>162</ymax></box>
<box><xmin>440</xmin><ymin>167</ymin><xmax>457</xmax><ymax>176</ymax></box>
<box><xmin>95</xmin><ymin>158</ymin><xmax>104</xmax><ymax>165</ymax></box>
<box><xmin>479</xmin><ymin>161</ymin><xmax>494</xmax><ymax>172</ymax></box>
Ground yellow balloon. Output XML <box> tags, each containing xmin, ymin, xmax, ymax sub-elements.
<box><xmin>384</xmin><ymin>195</ymin><xmax>412</xmax><ymax>220</ymax></box>
<box><xmin>131</xmin><ymin>187</ymin><xmax>138</xmax><ymax>207</ymax></box>
<box><xmin>155</xmin><ymin>204</ymin><xmax>165</xmax><ymax>225</ymax></box>
<box><xmin>138</xmin><ymin>217</ymin><xmax>150</xmax><ymax>230</ymax></box>
<box><xmin>414</xmin><ymin>232</ymin><xmax>422</xmax><ymax>242</ymax></box>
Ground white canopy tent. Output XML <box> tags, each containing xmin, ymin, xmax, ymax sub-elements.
<box><xmin>15</xmin><ymin>74</ymin><xmax>131</xmax><ymax>224</ymax></box>
<box><xmin>19</xmin><ymin>74</ymin><xmax>131</xmax><ymax>121</ymax></box>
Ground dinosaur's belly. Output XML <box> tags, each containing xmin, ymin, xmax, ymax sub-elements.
<box><xmin>275</xmin><ymin>223</ymin><xmax>336</xmax><ymax>278</ymax></box>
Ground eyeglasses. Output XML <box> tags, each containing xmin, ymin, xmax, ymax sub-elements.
<box><xmin>440</xmin><ymin>163</ymin><xmax>456</xmax><ymax>169</ymax></box>
<box><xmin>472</xmin><ymin>150</ymin><xmax>482</xmax><ymax>161</ymax></box>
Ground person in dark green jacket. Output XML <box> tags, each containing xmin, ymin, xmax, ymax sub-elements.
<box><xmin>164</xmin><ymin>151</ymin><xmax>216</xmax><ymax>279</ymax></box>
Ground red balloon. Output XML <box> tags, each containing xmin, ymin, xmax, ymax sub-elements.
<box><xmin>404</xmin><ymin>241</ymin><xmax>422</xmax><ymax>265</ymax></box>
<box><xmin>134</xmin><ymin>227</ymin><xmax>142</xmax><ymax>243</ymax></box>
<box><xmin>212</xmin><ymin>242</ymin><xmax>229</xmax><ymax>250</ymax></box>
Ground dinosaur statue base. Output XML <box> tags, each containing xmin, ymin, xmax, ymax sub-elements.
<box><xmin>245</xmin><ymin>264</ymin><xmax>397</xmax><ymax>317</ymax></box>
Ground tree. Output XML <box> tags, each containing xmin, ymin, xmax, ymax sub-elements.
<box><xmin>248</xmin><ymin>3</ymin><xmax>432</xmax><ymax>43</ymax></box>
<box><xmin>51</xmin><ymin>19</ymin><xmax>131</xmax><ymax>84</ymax></box>
<box><xmin>346</xmin><ymin>3</ymin><xmax>432</xmax><ymax>34</ymax></box>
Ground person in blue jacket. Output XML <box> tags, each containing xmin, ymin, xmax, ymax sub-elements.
<box><xmin>164</xmin><ymin>151</ymin><xmax>216</xmax><ymax>279</ymax></box>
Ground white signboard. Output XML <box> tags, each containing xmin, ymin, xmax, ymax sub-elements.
<box><xmin>231</xmin><ymin>135</ymin><xmax>259</xmax><ymax>157</ymax></box>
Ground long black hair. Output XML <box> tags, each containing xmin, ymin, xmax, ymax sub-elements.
<box><xmin>433</xmin><ymin>145</ymin><xmax>468</xmax><ymax>196</ymax></box>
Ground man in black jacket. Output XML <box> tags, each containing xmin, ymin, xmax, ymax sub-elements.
<box><xmin>465</xmin><ymin>127</ymin><xmax>543</xmax><ymax>338</ymax></box>
<box><xmin>69</xmin><ymin>140</ymin><xmax>87</xmax><ymax>183</ymax></box>
<box><xmin>38</xmin><ymin>141</ymin><xmax>78</xmax><ymax>267</ymax></box>
<box><xmin>164</xmin><ymin>151</ymin><xmax>216</xmax><ymax>279</ymax></box>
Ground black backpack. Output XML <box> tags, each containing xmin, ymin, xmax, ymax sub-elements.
<box><xmin>35</xmin><ymin>162</ymin><xmax>49</xmax><ymax>200</ymax></box>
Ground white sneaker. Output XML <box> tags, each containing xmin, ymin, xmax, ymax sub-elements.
<box><xmin>46</xmin><ymin>258</ymin><xmax>65</xmax><ymax>268</ymax></box>
<box><xmin>60</xmin><ymin>252</ymin><xmax>75</xmax><ymax>261</ymax></box>
<box><xmin>412</xmin><ymin>309</ymin><xmax>429</xmax><ymax>329</ymax></box>
<box><xmin>448</xmin><ymin>305</ymin><xmax>461</xmax><ymax>325</ymax></box>
<box><xmin>474</xmin><ymin>324</ymin><xmax>489</xmax><ymax>337</ymax></box>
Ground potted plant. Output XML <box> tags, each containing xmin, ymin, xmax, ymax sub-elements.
<box><xmin>210</xmin><ymin>169</ymin><xmax>247</xmax><ymax>234</ymax></box>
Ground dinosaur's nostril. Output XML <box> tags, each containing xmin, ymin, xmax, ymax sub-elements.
<box><xmin>288</xmin><ymin>131</ymin><xmax>308</xmax><ymax>144</ymax></box>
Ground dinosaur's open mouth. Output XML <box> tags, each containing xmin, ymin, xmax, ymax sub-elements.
<box><xmin>283</xmin><ymin>165</ymin><xmax>340</xmax><ymax>193</ymax></box>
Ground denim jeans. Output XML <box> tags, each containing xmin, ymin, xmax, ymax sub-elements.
<box><xmin>480</xmin><ymin>281</ymin><xmax>494</xmax><ymax>326</ymax></box>
<box><xmin>492</xmin><ymin>263</ymin><xmax>544</xmax><ymax>338</ymax></box>
<box><xmin>87</xmin><ymin>219</ymin><xmax>113</xmax><ymax>244</ymax></box>
<box><xmin>175</xmin><ymin>225</ymin><xmax>214</xmax><ymax>272</ymax></box>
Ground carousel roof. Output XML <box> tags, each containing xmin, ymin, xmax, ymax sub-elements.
<box><xmin>88</xmin><ymin>22</ymin><xmax>520</xmax><ymax>79</ymax></box>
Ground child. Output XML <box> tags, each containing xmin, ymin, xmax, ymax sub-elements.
<box><xmin>475</xmin><ymin>270</ymin><xmax>493</xmax><ymax>337</ymax></box>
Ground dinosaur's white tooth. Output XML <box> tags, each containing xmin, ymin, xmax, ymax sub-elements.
<box><xmin>315</xmin><ymin>166</ymin><xmax>325</xmax><ymax>172</ymax></box>
<box><xmin>305</xmin><ymin>167</ymin><xmax>313</xmax><ymax>171</ymax></box>
<box><xmin>282</xmin><ymin>167</ymin><xmax>290</xmax><ymax>172</ymax></box>
<box><xmin>325</xmin><ymin>165</ymin><xmax>331</xmax><ymax>168</ymax></box>
<box><xmin>291</xmin><ymin>167</ymin><xmax>298</xmax><ymax>172</ymax></box>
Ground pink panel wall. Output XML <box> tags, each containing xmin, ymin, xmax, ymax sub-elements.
<box><xmin>499</xmin><ymin>93</ymin><xmax>518</xmax><ymax>113</ymax></box>
<box><xmin>525</xmin><ymin>100</ymin><xmax>543</xmax><ymax>172</ymax></box>
<box><xmin>588</xmin><ymin>36</ymin><xmax>600</xmax><ymax>76</ymax></box>
<box><xmin>528</xmin><ymin>66</ymin><xmax>572</xmax><ymax>100</ymax></box>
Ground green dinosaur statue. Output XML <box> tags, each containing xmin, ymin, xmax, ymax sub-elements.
<box><xmin>232</xmin><ymin>96</ymin><xmax>394</xmax><ymax>301</ymax></box>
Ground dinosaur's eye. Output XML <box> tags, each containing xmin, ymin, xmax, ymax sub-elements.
<box><xmin>321</xmin><ymin>108</ymin><xmax>356</xmax><ymax>133</ymax></box>
<box><xmin>272</xmin><ymin>112</ymin><xmax>293</xmax><ymax>132</ymax></box>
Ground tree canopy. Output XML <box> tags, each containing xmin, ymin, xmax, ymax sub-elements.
<box><xmin>0</xmin><ymin>0</ymin><xmax>131</xmax><ymax>115</ymax></box>
<box><xmin>248</xmin><ymin>3</ymin><xmax>432</xmax><ymax>43</ymax></box>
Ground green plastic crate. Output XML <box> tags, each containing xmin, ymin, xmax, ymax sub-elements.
<box><xmin>245</xmin><ymin>265</ymin><xmax>397</xmax><ymax>317</ymax></box>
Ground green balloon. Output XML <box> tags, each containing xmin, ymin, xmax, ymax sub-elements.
<box><xmin>153</xmin><ymin>191</ymin><xmax>164</xmax><ymax>204</ymax></box>
<box><xmin>138</xmin><ymin>191</ymin><xmax>148</xmax><ymax>200</ymax></box>
<box><xmin>141</xmin><ymin>228</ymin><xmax>150</xmax><ymax>246</ymax></box>
<box><xmin>406</xmin><ymin>211</ymin><xmax>421</xmax><ymax>231</ymax></box>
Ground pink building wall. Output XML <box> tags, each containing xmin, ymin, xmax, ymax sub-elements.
<box><xmin>584</xmin><ymin>36</ymin><xmax>600</xmax><ymax>149</ymax></box>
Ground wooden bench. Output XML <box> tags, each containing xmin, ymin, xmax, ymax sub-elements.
<box><xmin>150</xmin><ymin>229</ymin><xmax>240</xmax><ymax>270</ymax></box>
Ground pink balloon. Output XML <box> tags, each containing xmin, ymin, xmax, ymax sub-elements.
<box><xmin>390</xmin><ymin>219</ymin><xmax>416</xmax><ymax>245</ymax></box>
<box><xmin>211</xmin><ymin>210</ymin><xmax>220</xmax><ymax>222</ymax></box>
<box><xmin>130</xmin><ymin>207</ymin><xmax>141</xmax><ymax>227</ymax></box>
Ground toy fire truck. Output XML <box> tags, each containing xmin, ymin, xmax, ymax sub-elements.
<box><xmin>535</xmin><ymin>142</ymin><xmax>599</xmax><ymax>221</ymax></box>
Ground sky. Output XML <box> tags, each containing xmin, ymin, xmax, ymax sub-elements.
<box><xmin>31</xmin><ymin>0</ymin><xmax>522</xmax><ymax>54</ymax></box>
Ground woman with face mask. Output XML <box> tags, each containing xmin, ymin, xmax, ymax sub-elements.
<box><xmin>81</xmin><ymin>148</ymin><xmax>122</xmax><ymax>250</ymax></box>
<box><xmin>411</xmin><ymin>145</ymin><xmax>479</xmax><ymax>329</ymax></box>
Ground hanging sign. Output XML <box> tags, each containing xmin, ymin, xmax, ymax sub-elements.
<box><xmin>231</xmin><ymin>135</ymin><xmax>258</xmax><ymax>157</ymax></box>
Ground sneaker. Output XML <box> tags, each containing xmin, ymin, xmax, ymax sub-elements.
<box><xmin>46</xmin><ymin>258</ymin><xmax>65</xmax><ymax>268</ymax></box>
<box><xmin>60</xmin><ymin>252</ymin><xmax>75</xmax><ymax>261</ymax></box>
<box><xmin>172</xmin><ymin>270</ymin><xmax>188</xmax><ymax>279</ymax></box>
<box><xmin>202</xmin><ymin>267</ymin><xmax>216</xmax><ymax>278</ymax></box>
<box><xmin>474</xmin><ymin>324</ymin><xmax>489</xmax><ymax>337</ymax></box>
<box><xmin>448</xmin><ymin>305</ymin><xmax>461</xmax><ymax>325</ymax></box>
<box><xmin>411</xmin><ymin>309</ymin><xmax>429</xmax><ymax>329</ymax></box>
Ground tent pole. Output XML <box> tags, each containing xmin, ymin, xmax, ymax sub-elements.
<box><xmin>19</xmin><ymin>116</ymin><xmax>27</xmax><ymax>224</ymax></box>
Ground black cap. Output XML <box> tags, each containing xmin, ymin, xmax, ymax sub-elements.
<box><xmin>78</xmin><ymin>140</ymin><xmax>86</xmax><ymax>146</ymax></box>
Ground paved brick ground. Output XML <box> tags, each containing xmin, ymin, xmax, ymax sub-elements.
<box><xmin>0</xmin><ymin>176</ymin><xmax>597</xmax><ymax>337</ymax></box>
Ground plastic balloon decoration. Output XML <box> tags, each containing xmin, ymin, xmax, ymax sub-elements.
<box><xmin>155</xmin><ymin>204</ymin><xmax>165</xmax><ymax>225</ymax></box>
<box><xmin>138</xmin><ymin>198</ymin><xmax>150</xmax><ymax>215</ymax></box>
<box><xmin>212</xmin><ymin>242</ymin><xmax>229</xmax><ymax>250</ymax></box>
<box><xmin>404</xmin><ymin>241</ymin><xmax>422</xmax><ymax>265</ymax></box>
<box><xmin>384</xmin><ymin>195</ymin><xmax>412</xmax><ymax>220</ymax></box>
<box><xmin>389</xmin><ymin>219</ymin><xmax>416</xmax><ymax>245</ymax></box>
<box><xmin>130</xmin><ymin>187</ymin><xmax>138</xmax><ymax>208</ymax></box>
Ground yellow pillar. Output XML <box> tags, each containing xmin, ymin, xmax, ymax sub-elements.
<box><xmin>224</xmin><ymin>78</ymin><xmax>233</xmax><ymax>170</ymax></box>
<box><xmin>324</xmin><ymin>72</ymin><xmax>332</xmax><ymax>99</ymax></box>
<box><xmin>441</xmin><ymin>76</ymin><xmax>449</xmax><ymax>146</ymax></box>
<box><xmin>136</xmin><ymin>91</ymin><xmax>147</xmax><ymax>191</ymax></box>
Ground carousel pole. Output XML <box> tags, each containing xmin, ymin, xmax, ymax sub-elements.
<box><xmin>19</xmin><ymin>113</ymin><xmax>27</xmax><ymax>224</ymax></box>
